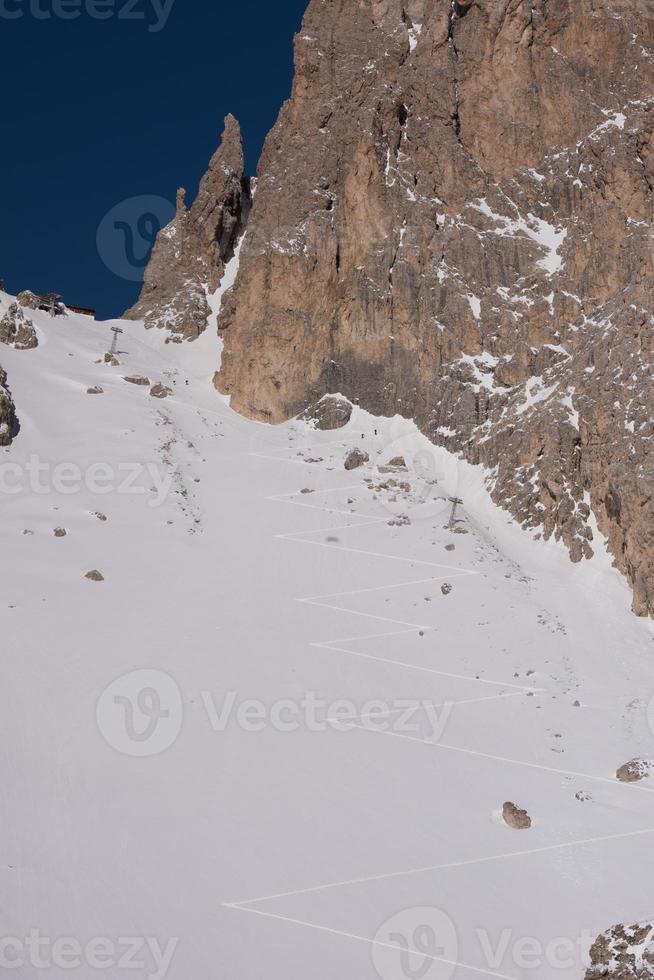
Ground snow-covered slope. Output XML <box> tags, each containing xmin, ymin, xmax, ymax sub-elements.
<box><xmin>1</xmin><ymin>289</ymin><xmax>653</xmax><ymax>980</ymax></box>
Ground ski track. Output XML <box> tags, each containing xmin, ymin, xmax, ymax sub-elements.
<box><xmin>224</xmin><ymin>444</ymin><xmax>654</xmax><ymax>979</ymax></box>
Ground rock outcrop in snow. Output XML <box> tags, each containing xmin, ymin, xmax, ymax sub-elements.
<box><xmin>137</xmin><ymin>0</ymin><xmax>654</xmax><ymax>615</ymax></box>
<box><xmin>16</xmin><ymin>290</ymin><xmax>40</xmax><ymax>311</ymax></box>
<box><xmin>301</xmin><ymin>395</ymin><xmax>353</xmax><ymax>430</ymax></box>
<box><xmin>0</xmin><ymin>365</ymin><xmax>16</xmax><ymax>446</ymax></box>
<box><xmin>586</xmin><ymin>923</ymin><xmax>654</xmax><ymax>978</ymax></box>
<box><xmin>124</xmin><ymin>115</ymin><xmax>250</xmax><ymax>341</ymax></box>
<box><xmin>0</xmin><ymin>303</ymin><xmax>38</xmax><ymax>350</ymax></box>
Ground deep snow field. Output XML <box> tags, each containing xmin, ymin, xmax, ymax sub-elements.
<box><xmin>1</xmin><ymin>283</ymin><xmax>654</xmax><ymax>980</ymax></box>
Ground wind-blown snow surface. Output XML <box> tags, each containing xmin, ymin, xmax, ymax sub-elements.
<box><xmin>1</xmin><ymin>291</ymin><xmax>654</xmax><ymax>980</ymax></box>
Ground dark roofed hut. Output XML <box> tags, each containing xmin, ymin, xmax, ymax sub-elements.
<box><xmin>67</xmin><ymin>305</ymin><xmax>96</xmax><ymax>319</ymax></box>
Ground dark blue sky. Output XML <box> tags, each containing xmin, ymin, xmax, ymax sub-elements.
<box><xmin>0</xmin><ymin>0</ymin><xmax>308</xmax><ymax>319</ymax></box>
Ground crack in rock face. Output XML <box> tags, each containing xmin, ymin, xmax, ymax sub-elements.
<box><xmin>136</xmin><ymin>0</ymin><xmax>654</xmax><ymax>617</ymax></box>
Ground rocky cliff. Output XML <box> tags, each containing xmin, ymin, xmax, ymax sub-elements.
<box><xmin>0</xmin><ymin>300</ymin><xmax>35</xmax><ymax>445</ymax></box>
<box><xmin>136</xmin><ymin>0</ymin><xmax>654</xmax><ymax>615</ymax></box>
<box><xmin>0</xmin><ymin>366</ymin><xmax>16</xmax><ymax>446</ymax></box>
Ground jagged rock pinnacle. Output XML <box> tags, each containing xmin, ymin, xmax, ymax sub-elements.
<box><xmin>124</xmin><ymin>114</ymin><xmax>249</xmax><ymax>340</ymax></box>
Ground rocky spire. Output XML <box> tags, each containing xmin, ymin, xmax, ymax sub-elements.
<box><xmin>188</xmin><ymin>113</ymin><xmax>246</xmax><ymax>293</ymax></box>
<box><xmin>124</xmin><ymin>114</ymin><xmax>249</xmax><ymax>341</ymax></box>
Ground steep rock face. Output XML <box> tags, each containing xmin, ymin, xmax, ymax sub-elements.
<box><xmin>211</xmin><ymin>0</ymin><xmax>654</xmax><ymax>615</ymax></box>
<box><xmin>124</xmin><ymin>115</ymin><xmax>249</xmax><ymax>340</ymax></box>
<box><xmin>0</xmin><ymin>366</ymin><xmax>16</xmax><ymax>445</ymax></box>
<box><xmin>586</xmin><ymin>923</ymin><xmax>654</xmax><ymax>978</ymax></box>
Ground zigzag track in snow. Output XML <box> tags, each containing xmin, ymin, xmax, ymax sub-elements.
<box><xmin>223</xmin><ymin>443</ymin><xmax>654</xmax><ymax>979</ymax></box>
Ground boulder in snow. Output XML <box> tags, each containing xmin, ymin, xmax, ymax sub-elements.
<box><xmin>503</xmin><ymin>802</ymin><xmax>532</xmax><ymax>830</ymax></box>
<box><xmin>344</xmin><ymin>449</ymin><xmax>369</xmax><ymax>471</ymax></box>
<box><xmin>301</xmin><ymin>395</ymin><xmax>353</xmax><ymax>431</ymax></box>
<box><xmin>150</xmin><ymin>384</ymin><xmax>172</xmax><ymax>399</ymax></box>
<box><xmin>616</xmin><ymin>759</ymin><xmax>650</xmax><ymax>783</ymax></box>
